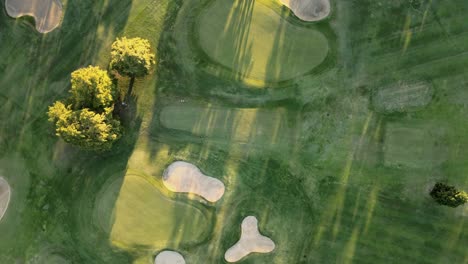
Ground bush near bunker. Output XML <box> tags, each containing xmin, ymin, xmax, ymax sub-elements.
<box><xmin>48</xmin><ymin>66</ymin><xmax>122</xmax><ymax>151</ymax></box>
<box><xmin>430</xmin><ymin>182</ymin><xmax>468</xmax><ymax>208</ymax></box>
<box><xmin>110</xmin><ymin>37</ymin><xmax>155</xmax><ymax>78</ymax></box>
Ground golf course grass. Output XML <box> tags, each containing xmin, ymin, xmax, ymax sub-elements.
<box><xmin>197</xmin><ymin>0</ymin><xmax>329</xmax><ymax>86</ymax></box>
<box><xmin>96</xmin><ymin>174</ymin><xmax>211</xmax><ymax>249</ymax></box>
<box><xmin>0</xmin><ymin>0</ymin><xmax>468</xmax><ymax>263</ymax></box>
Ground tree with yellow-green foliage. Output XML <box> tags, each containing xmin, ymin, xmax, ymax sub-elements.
<box><xmin>70</xmin><ymin>66</ymin><xmax>117</xmax><ymax>111</ymax></box>
<box><xmin>47</xmin><ymin>66</ymin><xmax>122</xmax><ymax>151</ymax></box>
<box><xmin>110</xmin><ymin>37</ymin><xmax>155</xmax><ymax>78</ymax></box>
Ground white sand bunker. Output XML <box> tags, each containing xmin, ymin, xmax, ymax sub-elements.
<box><xmin>225</xmin><ymin>216</ymin><xmax>276</xmax><ymax>262</ymax></box>
<box><xmin>163</xmin><ymin>161</ymin><xmax>225</xmax><ymax>203</ymax></box>
<box><xmin>5</xmin><ymin>0</ymin><xmax>63</xmax><ymax>33</ymax></box>
<box><xmin>280</xmin><ymin>0</ymin><xmax>331</xmax><ymax>22</ymax></box>
<box><xmin>0</xmin><ymin>177</ymin><xmax>11</xmax><ymax>222</ymax></box>
<box><xmin>155</xmin><ymin>251</ymin><xmax>185</xmax><ymax>264</ymax></box>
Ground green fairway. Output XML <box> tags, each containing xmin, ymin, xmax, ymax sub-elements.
<box><xmin>0</xmin><ymin>0</ymin><xmax>468</xmax><ymax>263</ymax></box>
<box><xmin>196</xmin><ymin>0</ymin><xmax>329</xmax><ymax>86</ymax></box>
<box><xmin>97</xmin><ymin>174</ymin><xmax>211</xmax><ymax>249</ymax></box>
<box><xmin>159</xmin><ymin>104</ymin><xmax>299</xmax><ymax>153</ymax></box>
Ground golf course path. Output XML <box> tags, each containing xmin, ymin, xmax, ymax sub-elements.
<box><xmin>280</xmin><ymin>0</ymin><xmax>331</xmax><ymax>22</ymax></box>
<box><xmin>5</xmin><ymin>0</ymin><xmax>63</xmax><ymax>33</ymax></box>
<box><xmin>225</xmin><ymin>216</ymin><xmax>275</xmax><ymax>262</ymax></box>
<box><xmin>0</xmin><ymin>177</ymin><xmax>11</xmax><ymax>222</ymax></box>
<box><xmin>163</xmin><ymin>161</ymin><xmax>225</xmax><ymax>203</ymax></box>
<box><xmin>155</xmin><ymin>250</ymin><xmax>186</xmax><ymax>264</ymax></box>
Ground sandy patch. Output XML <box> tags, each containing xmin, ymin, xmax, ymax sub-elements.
<box><xmin>163</xmin><ymin>161</ymin><xmax>225</xmax><ymax>203</ymax></box>
<box><xmin>5</xmin><ymin>0</ymin><xmax>63</xmax><ymax>33</ymax></box>
<box><xmin>280</xmin><ymin>0</ymin><xmax>331</xmax><ymax>22</ymax></box>
<box><xmin>225</xmin><ymin>216</ymin><xmax>275</xmax><ymax>262</ymax></box>
<box><xmin>0</xmin><ymin>177</ymin><xmax>11</xmax><ymax>222</ymax></box>
<box><xmin>154</xmin><ymin>251</ymin><xmax>186</xmax><ymax>264</ymax></box>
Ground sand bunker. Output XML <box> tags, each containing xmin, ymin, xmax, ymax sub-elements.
<box><xmin>0</xmin><ymin>177</ymin><xmax>11</xmax><ymax>222</ymax></box>
<box><xmin>225</xmin><ymin>216</ymin><xmax>275</xmax><ymax>262</ymax></box>
<box><xmin>163</xmin><ymin>161</ymin><xmax>225</xmax><ymax>203</ymax></box>
<box><xmin>280</xmin><ymin>0</ymin><xmax>331</xmax><ymax>22</ymax></box>
<box><xmin>5</xmin><ymin>0</ymin><xmax>63</xmax><ymax>33</ymax></box>
<box><xmin>154</xmin><ymin>251</ymin><xmax>186</xmax><ymax>264</ymax></box>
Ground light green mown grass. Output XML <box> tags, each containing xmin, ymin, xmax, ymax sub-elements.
<box><xmin>1</xmin><ymin>0</ymin><xmax>468</xmax><ymax>263</ymax></box>
<box><xmin>97</xmin><ymin>174</ymin><xmax>211</xmax><ymax>250</ymax></box>
<box><xmin>197</xmin><ymin>0</ymin><xmax>329</xmax><ymax>86</ymax></box>
<box><xmin>383</xmin><ymin>121</ymin><xmax>448</xmax><ymax>169</ymax></box>
<box><xmin>159</xmin><ymin>104</ymin><xmax>300</xmax><ymax>153</ymax></box>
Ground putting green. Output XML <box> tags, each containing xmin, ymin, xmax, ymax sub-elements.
<box><xmin>197</xmin><ymin>0</ymin><xmax>329</xmax><ymax>86</ymax></box>
<box><xmin>96</xmin><ymin>174</ymin><xmax>211</xmax><ymax>249</ymax></box>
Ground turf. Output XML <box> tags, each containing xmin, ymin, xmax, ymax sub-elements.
<box><xmin>0</xmin><ymin>0</ymin><xmax>468</xmax><ymax>263</ymax></box>
<box><xmin>197</xmin><ymin>0</ymin><xmax>329</xmax><ymax>86</ymax></box>
<box><xmin>100</xmin><ymin>174</ymin><xmax>211</xmax><ymax>249</ymax></box>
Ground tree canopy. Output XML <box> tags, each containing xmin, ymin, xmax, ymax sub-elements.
<box><xmin>48</xmin><ymin>66</ymin><xmax>122</xmax><ymax>151</ymax></box>
<box><xmin>110</xmin><ymin>37</ymin><xmax>155</xmax><ymax>78</ymax></box>
<box><xmin>70</xmin><ymin>66</ymin><xmax>116</xmax><ymax>111</ymax></box>
<box><xmin>430</xmin><ymin>182</ymin><xmax>468</xmax><ymax>208</ymax></box>
<box><xmin>48</xmin><ymin>102</ymin><xmax>121</xmax><ymax>151</ymax></box>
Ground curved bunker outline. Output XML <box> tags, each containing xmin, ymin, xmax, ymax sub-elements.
<box><xmin>0</xmin><ymin>177</ymin><xmax>11</xmax><ymax>222</ymax></box>
<box><xmin>280</xmin><ymin>0</ymin><xmax>331</xmax><ymax>22</ymax></box>
<box><xmin>192</xmin><ymin>0</ymin><xmax>336</xmax><ymax>87</ymax></box>
<box><xmin>5</xmin><ymin>0</ymin><xmax>64</xmax><ymax>33</ymax></box>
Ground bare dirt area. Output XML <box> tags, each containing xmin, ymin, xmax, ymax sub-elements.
<box><xmin>5</xmin><ymin>0</ymin><xmax>63</xmax><ymax>33</ymax></box>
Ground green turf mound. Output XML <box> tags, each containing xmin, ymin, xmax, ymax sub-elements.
<box><xmin>197</xmin><ymin>0</ymin><xmax>329</xmax><ymax>86</ymax></box>
<box><xmin>160</xmin><ymin>104</ymin><xmax>298</xmax><ymax>151</ymax></box>
<box><xmin>371</xmin><ymin>81</ymin><xmax>433</xmax><ymax>113</ymax></box>
<box><xmin>383</xmin><ymin>122</ymin><xmax>447</xmax><ymax>169</ymax></box>
<box><xmin>95</xmin><ymin>174</ymin><xmax>211</xmax><ymax>249</ymax></box>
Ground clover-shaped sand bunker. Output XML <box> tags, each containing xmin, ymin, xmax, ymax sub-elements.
<box><xmin>163</xmin><ymin>161</ymin><xmax>225</xmax><ymax>203</ymax></box>
<box><xmin>155</xmin><ymin>251</ymin><xmax>185</xmax><ymax>264</ymax></box>
<box><xmin>280</xmin><ymin>0</ymin><xmax>331</xmax><ymax>22</ymax></box>
<box><xmin>0</xmin><ymin>177</ymin><xmax>11</xmax><ymax>222</ymax></box>
<box><xmin>5</xmin><ymin>0</ymin><xmax>63</xmax><ymax>33</ymax></box>
<box><xmin>225</xmin><ymin>216</ymin><xmax>276</xmax><ymax>262</ymax></box>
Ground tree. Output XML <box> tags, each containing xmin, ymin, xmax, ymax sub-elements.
<box><xmin>109</xmin><ymin>37</ymin><xmax>155</xmax><ymax>78</ymax></box>
<box><xmin>48</xmin><ymin>102</ymin><xmax>121</xmax><ymax>151</ymax></box>
<box><xmin>70</xmin><ymin>66</ymin><xmax>116</xmax><ymax>112</ymax></box>
<box><xmin>48</xmin><ymin>66</ymin><xmax>122</xmax><ymax>151</ymax></box>
<box><xmin>430</xmin><ymin>182</ymin><xmax>468</xmax><ymax>208</ymax></box>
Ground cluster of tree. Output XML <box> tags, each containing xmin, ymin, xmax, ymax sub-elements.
<box><xmin>48</xmin><ymin>37</ymin><xmax>155</xmax><ymax>151</ymax></box>
<box><xmin>430</xmin><ymin>182</ymin><xmax>468</xmax><ymax>208</ymax></box>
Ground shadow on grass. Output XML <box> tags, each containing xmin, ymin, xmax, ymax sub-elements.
<box><xmin>0</xmin><ymin>0</ymin><xmax>149</xmax><ymax>263</ymax></box>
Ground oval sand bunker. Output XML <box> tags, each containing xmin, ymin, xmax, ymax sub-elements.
<box><xmin>225</xmin><ymin>216</ymin><xmax>275</xmax><ymax>262</ymax></box>
<box><xmin>163</xmin><ymin>161</ymin><xmax>225</xmax><ymax>203</ymax></box>
<box><xmin>155</xmin><ymin>251</ymin><xmax>186</xmax><ymax>264</ymax></box>
<box><xmin>280</xmin><ymin>0</ymin><xmax>331</xmax><ymax>22</ymax></box>
<box><xmin>0</xmin><ymin>177</ymin><xmax>11</xmax><ymax>222</ymax></box>
<box><xmin>5</xmin><ymin>0</ymin><xmax>63</xmax><ymax>33</ymax></box>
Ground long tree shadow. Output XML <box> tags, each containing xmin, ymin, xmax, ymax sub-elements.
<box><xmin>0</xmin><ymin>0</ymin><xmax>142</xmax><ymax>262</ymax></box>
